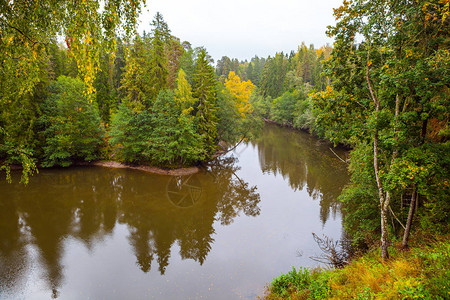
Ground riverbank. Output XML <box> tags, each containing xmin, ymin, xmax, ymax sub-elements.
<box><xmin>264</xmin><ymin>234</ymin><xmax>450</xmax><ymax>299</ymax></box>
<box><xmin>263</xmin><ymin>119</ymin><xmax>352</xmax><ymax>151</ymax></box>
<box><xmin>6</xmin><ymin>160</ymin><xmax>200</xmax><ymax>176</ymax></box>
<box><xmin>4</xmin><ymin>147</ymin><xmax>235</xmax><ymax>177</ymax></box>
<box><xmin>83</xmin><ymin>161</ymin><xmax>200</xmax><ymax>176</ymax></box>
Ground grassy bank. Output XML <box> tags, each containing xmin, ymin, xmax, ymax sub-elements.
<box><xmin>264</xmin><ymin>235</ymin><xmax>449</xmax><ymax>299</ymax></box>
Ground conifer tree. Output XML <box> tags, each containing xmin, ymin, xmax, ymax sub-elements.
<box><xmin>40</xmin><ymin>76</ymin><xmax>104</xmax><ymax>167</ymax></box>
<box><xmin>165</xmin><ymin>38</ymin><xmax>184</xmax><ymax>89</ymax></box>
<box><xmin>147</xmin><ymin>12</ymin><xmax>170</xmax><ymax>103</ymax></box>
<box><xmin>192</xmin><ymin>49</ymin><xmax>218</xmax><ymax>156</ymax></box>
<box><xmin>121</xmin><ymin>35</ymin><xmax>151</xmax><ymax>112</ymax></box>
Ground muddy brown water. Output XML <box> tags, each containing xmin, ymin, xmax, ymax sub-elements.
<box><xmin>0</xmin><ymin>124</ymin><xmax>349</xmax><ymax>299</ymax></box>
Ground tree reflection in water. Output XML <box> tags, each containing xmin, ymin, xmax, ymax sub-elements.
<box><xmin>252</xmin><ymin>124</ymin><xmax>349</xmax><ymax>225</ymax></box>
<box><xmin>0</xmin><ymin>155</ymin><xmax>261</xmax><ymax>296</ymax></box>
<box><xmin>0</xmin><ymin>125</ymin><xmax>349</xmax><ymax>299</ymax></box>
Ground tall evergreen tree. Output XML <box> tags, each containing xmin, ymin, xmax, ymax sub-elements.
<box><xmin>179</xmin><ymin>42</ymin><xmax>196</xmax><ymax>85</ymax></box>
<box><xmin>147</xmin><ymin>12</ymin><xmax>170</xmax><ymax>103</ymax></box>
<box><xmin>165</xmin><ymin>38</ymin><xmax>184</xmax><ymax>89</ymax></box>
<box><xmin>192</xmin><ymin>49</ymin><xmax>218</xmax><ymax>156</ymax></box>
<box><xmin>120</xmin><ymin>35</ymin><xmax>151</xmax><ymax>112</ymax></box>
<box><xmin>259</xmin><ymin>53</ymin><xmax>289</xmax><ymax>98</ymax></box>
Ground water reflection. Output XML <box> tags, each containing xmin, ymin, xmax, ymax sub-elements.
<box><xmin>252</xmin><ymin>124</ymin><xmax>349</xmax><ymax>224</ymax></box>
<box><xmin>0</xmin><ymin>158</ymin><xmax>260</xmax><ymax>297</ymax></box>
<box><xmin>0</xmin><ymin>124</ymin><xmax>349</xmax><ymax>299</ymax></box>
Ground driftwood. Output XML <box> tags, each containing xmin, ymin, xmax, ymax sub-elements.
<box><xmin>88</xmin><ymin>161</ymin><xmax>199</xmax><ymax>176</ymax></box>
<box><xmin>310</xmin><ymin>233</ymin><xmax>349</xmax><ymax>269</ymax></box>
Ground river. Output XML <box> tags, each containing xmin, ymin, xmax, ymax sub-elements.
<box><xmin>0</xmin><ymin>124</ymin><xmax>349</xmax><ymax>299</ymax></box>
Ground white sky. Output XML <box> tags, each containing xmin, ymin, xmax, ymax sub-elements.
<box><xmin>137</xmin><ymin>0</ymin><xmax>343</xmax><ymax>62</ymax></box>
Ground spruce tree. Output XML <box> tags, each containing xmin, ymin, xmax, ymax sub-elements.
<box><xmin>147</xmin><ymin>12</ymin><xmax>170</xmax><ymax>103</ymax></box>
<box><xmin>192</xmin><ymin>49</ymin><xmax>218</xmax><ymax>157</ymax></box>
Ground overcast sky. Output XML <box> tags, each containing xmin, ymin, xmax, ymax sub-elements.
<box><xmin>137</xmin><ymin>0</ymin><xmax>343</xmax><ymax>62</ymax></box>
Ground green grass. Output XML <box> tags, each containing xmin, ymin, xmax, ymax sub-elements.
<box><xmin>265</xmin><ymin>235</ymin><xmax>450</xmax><ymax>299</ymax></box>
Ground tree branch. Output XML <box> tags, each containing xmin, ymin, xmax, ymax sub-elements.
<box><xmin>6</xmin><ymin>22</ymin><xmax>38</xmax><ymax>47</ymax></box>
<box><xmin>389</xmin><ymin>205</ymin><xmax>406</xmax><ymax>230</ymax></box>
<box><xmin>329</xmin><ymin>147</ymin><xmax>348</xmax><ymax>164</ymax></box>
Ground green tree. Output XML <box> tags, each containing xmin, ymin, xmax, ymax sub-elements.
<box><xmin>0</xmin><ymin>0</ymin><xmax>144</xmax><ymax>182</ymax></box>
<box><xmin>179</xmin><ymin>42</ymin><xmax>196</xmax><ymax>85</ymax></box>
<box><xmin>165</xmin><ymin>38</ymin><xmax>184</xmax><ymax>89</ymax></box>
<box><xmin>121</xmin><ymin>35</ymin><xmax>151</xmax><ymax>112</ymax></box>
<box><xmin>314</xmin><ymin>0</ymin><xmax>449</xmax><ymax>259</ymax></box>
<box><xmin>109</xmin><ymin>103</ymin><xmax>153</xmax><ymax>163</ymax></box>
<box><xmin>192</xmin><ymin>48</ymin><xmax>219</xmax><ymax>157</ymax></box>
<box><xmin>271</xmin><ymin>91</ymin><xmax>298</xmax><ymax>126</ymax></box>
<box><xmin>259</xmin><ymin>53</ymin><xmax>289</xmax><ymax>98</ymax></box>
<box><xmin>47</xmin><ymin>42</ymin><xmax>78</xmax><ymax>79</ymax></box>
<box><xmin>94</xmin><ymin>49</ymin><xmax>117</xmax><ymax>124</ymax></box>
<box><xmin>147</xmin><ymin>12</ymin><xmax>170</xmax><ymax>102</ymax></box>
<box><xmin>216</xmin><ymin>56</ymin><xmax>232</xmax><ymax>78</ymax></box>
<box><xmin>39</xmin><ymin>76</ymin><xmax>104</xmax><ymax>167</ymax></box>
<box><xmin>149</xmin><ymin>90</ymin><xmax>205</xmax><ymax>167</ymax></box>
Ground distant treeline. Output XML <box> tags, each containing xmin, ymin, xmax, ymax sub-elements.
<box><xmin>215</xmin><ymin>43</ymin><xmax>332</xmax><ymax>134</ymax></box>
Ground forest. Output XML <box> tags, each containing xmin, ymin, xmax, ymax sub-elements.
<box><xmin>0</xmin><ymin>0</ymin><xmax>449</xmax><ymax>299</ymax></box>
<box><xmin>0</xmin><ymin>6</ymin><xmax>261</xmax><ymax>182</ymax></box>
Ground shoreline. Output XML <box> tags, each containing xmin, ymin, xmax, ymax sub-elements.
<box><xmin>7</xmin><ymin>160</ymin><xmax>200</xmax><ymax>176</ymax></box>
<box><xmin>263</xmin><ymin>119</ymin><xmax>353</xmax><ymax>151</ymax></box>
<box><xmin>83</xmin><ymin>161</ymin><xmax>200</xmax><ymax>176</ymax></box>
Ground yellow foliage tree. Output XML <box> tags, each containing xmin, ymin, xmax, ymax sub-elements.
<box><xmin>175</xmin><ymin>69</ymin><xmax>196</xmax><ymax>115</ymax></box>
<box><xmin>224</xmin><ymin>71</ymin><xmax>255</xmax><ymax>118</ymax></box>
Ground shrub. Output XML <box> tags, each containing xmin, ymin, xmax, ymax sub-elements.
<box><xmin>270</xmin><ymin>267</ymin><xmax>312</xmax><ymax>298</ymax></box>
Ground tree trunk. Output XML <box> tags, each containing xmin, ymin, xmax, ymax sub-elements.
<box><xmin>367</xmin><ymin>48</ymin><xmax>391</xmax><ymax>261</ymax></box>
<box><xmin>402</xmin><ymin>186</ymin><xmax>417</xmax><ymax>249</ymax></box>
<box><xmin>374</xmin><ymin>133</ymin><xmax>390</xmax><ymax>260</ymax></box>
<box><xmin>421</xmin><ymin>119</ymin><xmax>428</xmax><ymax>143</ymax></box>
<box><xmin>380</xmin><ymin>200</ymin><xmax>390</xmax><ymax>259</ymax></box>
<box><xmin>380</xmin><ymin>191</ymin><xmax>390</xmax><ymax>260</ymax></box>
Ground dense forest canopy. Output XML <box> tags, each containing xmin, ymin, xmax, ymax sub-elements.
<box><xmin>313</xmin><ymin>0</ymin><xmax>449</xmax><ymax>258</ymax></box>
<box><xmin>1</xmin><ymin>0</ymin><xmax>449</xmax><ymax>263</ymax></box>
<box><xmin>0</xmin><ymin>0</ymin><xmax>145</xmax><ymax>182</ymax></box>
<box><xmin>0</xmin><ymin>3</ymin><xmax>260</xmax><ymax>182</ymax></box>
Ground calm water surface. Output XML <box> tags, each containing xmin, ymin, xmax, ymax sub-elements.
<box><xmin>0</xmin><ymin>124</ymin><xmax>349</xmax><ymax>299</ymax></box>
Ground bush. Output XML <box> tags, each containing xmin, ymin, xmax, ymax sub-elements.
<box><xmin>270</xmin><ymin>267</ymin><xmax>312</xmax><ymax>298</ymax></box>
<box><xmin>309</xmin><ymin>271</ymin><xmax>331</xmax><ymax>299</ymax></box>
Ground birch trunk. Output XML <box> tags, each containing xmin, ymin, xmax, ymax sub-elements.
<box><xmin>367</xmin><ymin>48</ymin><xmax>390</xmax><ymax>260</ymax></box>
